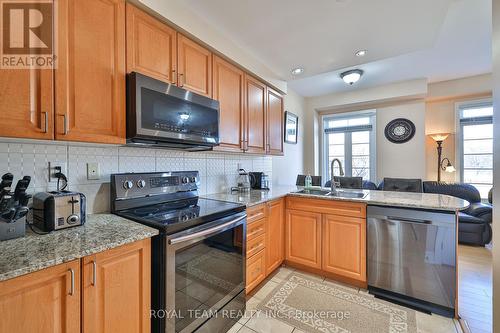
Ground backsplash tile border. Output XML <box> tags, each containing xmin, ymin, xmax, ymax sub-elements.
<box><xmin>0</xmin><ymin>139</ymin><xmax>272</xmax><ymax>213</ymax></box>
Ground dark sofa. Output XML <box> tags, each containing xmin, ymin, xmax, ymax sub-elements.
<box><xmin>423</xmin><ymin>181</ymin><xmax>492</xmax><ymax>246</ymax></box>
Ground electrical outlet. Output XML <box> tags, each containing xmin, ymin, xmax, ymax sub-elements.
<box><xmin>87</xmin><ymin>163</ymin><xmax>100</xmax><ymax>180</ymax></box>
<box><xmin>48</xmin><ymin>161</ymin><xmax>67</xmax><ymax>183</ymax></box>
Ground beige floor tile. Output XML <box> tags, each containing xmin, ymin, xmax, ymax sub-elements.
<box><xmin>416</xmin><ymin>312</ymin><xmax>458</xmax><ymax>333</ymax></box>
<box><xmin>227</xmin><ymin>322</ymin><xmax>243</xmax><ymax>333</ymax></box>
<box><xmin>245</xmin><ymin>315</ymin><xmax>295</xmax><ymax>333</ymax></box>
<box><xmin>291</xmin><ymin>270</ymin><xmax>324</xmax><ymax>282</ymax></box>
<box><xmin>238</xmin><ymin>326</ymin><xmax>258</xmax><ymax>333</ymax></box>
<box><xmin>292</xmin><ymin>328</ymin><xmax>307</xmax><ymax>333</ymax></box>
<box><xmin>269</xmin><ymin>266</ymin><xmax>295</xmax><ymax>283</ymax></box>
<box><xmin>323</xmin><ymin>277</ymin><xmax>359</xmax><ymax>293</ymax></box>
<box><xmin>239</xmin><ymin>297</ymin><xmax>260</xmax><ymax>325</ymax></box>
<box><xmin>252</xmin><ymin>281</ymin><xmax>279</xmax><ymax>300</ymax></box>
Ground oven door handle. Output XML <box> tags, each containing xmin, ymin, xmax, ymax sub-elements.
<box><xmin>168</xmin><ymin>214</ymin><xmax>246</xmax><ymax>245</ymax></box>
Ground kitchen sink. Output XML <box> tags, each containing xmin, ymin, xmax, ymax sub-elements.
<box><xmin>296</xmin><ymin>189</ymin><xmax>331</xmax><ymax>196</ymax></box>
<box><xmin>328</xmin><ymin>190</ymin><xmax>367</xmax><ymax>199</ymax></box>
<box><xmin>296</xmin><ymin>189</ymin><xmax>367</xmax><ymax>199</ymax></box>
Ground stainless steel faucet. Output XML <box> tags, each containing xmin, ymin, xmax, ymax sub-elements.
<box><xmin>330</xmin><ymin>158</ymin><xmax>344</xmax><ymax>193</ymax></box>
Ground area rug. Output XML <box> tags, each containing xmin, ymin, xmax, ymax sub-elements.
<box><xmin>256</xmin><ymin>272</ymin><xmax>417</xmax><ymax>333</ymax></box>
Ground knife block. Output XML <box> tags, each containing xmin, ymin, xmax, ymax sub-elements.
<box><xmin>0</xmin><ymin>216</ymin><xmax>26</xmax><ymax>241</ymax></box>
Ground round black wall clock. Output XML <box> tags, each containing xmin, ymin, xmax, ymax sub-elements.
<box><xmin>384</xmin><ymin>118</ymin><xmax>416</xmax><ymax>144</ymax></box>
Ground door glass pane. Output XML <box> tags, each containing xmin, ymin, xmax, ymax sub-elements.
<box><xmin>352</xmin><ymin>131</ymin><xmax>370</xmax><ymax>144</ymax></box>
<box><xmin>463</xmin><ymin>155</ymin><xmax>493</xmax><ymax>169</ymax></box>
<box><xmin>352</xmin><ymin>156</ymin><xmax>370</xmax><ymax>168</ymax></box>
<box><xmin>463</xmin><ymin>124</ymin><xmax>493</xmax><ymax>140</ymax></box>
<box><xmin>352</xmin><ymin>168</ymin><xmax>370</xmax><ymax>179</ymax></box>
<box><xmin>461</xmin><ymin>106</ymin><xmax>493</xmax><ymax>118</ymax></box>
<box><xmin>352</xmin><ymin>143</ymin><xmax>370</xmax><ymax>155</ymax></box>
<box><xmin>463</xmin><ymin>169</ymin><xmax>493</xmax><ymax>184</ymax></box>
<box><xmin>463</xmin><ymin>139</ymin><xmax>493</xmax><ymax>154</ymax></box>
<box><xmin>328</xmin><ymin>133</ymin><xmax>344</xmax><ymax>144</ymax></box>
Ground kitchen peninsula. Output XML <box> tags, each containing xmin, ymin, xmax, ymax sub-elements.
<box><xmin>203</xmin><ymin>186</ymin><xmax>468</xmax><ymax>318</ymax></box>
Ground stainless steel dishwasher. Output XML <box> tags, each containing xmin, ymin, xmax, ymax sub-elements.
<box><xmin>367</xmin><ymin>205</ymin><xmax>456</xmax><ymax>317</ymax></box>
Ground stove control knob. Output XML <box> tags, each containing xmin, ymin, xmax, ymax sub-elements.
<box><xmin>190</xmin><ymin>176</ymin><xmax>197</xmax><ymax>183</ymax></box>
<box><xmin>181</xmin><ymin>176</ymin><xmax>189</xmax><ymax>184</ymax></box>
<box><xmin>123</xmin><ymin>180</ymin><xmax>133</xmax><ymax>190</ymax></box>
<box><xmin>137</xmin><ymin>180</ymin><xmax>146</xmax><ymax>188</ymax></box>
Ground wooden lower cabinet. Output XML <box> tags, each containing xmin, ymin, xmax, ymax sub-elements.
<box><xmin>285</xmin><ymin>197</ymin><xmax>367</xmax><ymax>286</ymax></box>
<box><xmin>82</xmin><ymin>239</ymin><xmax>151</xmax><ymax>333</ymax></box>
<box><xmin>266</xmin><ymin>199</ymin><xmax>285</xmax><ymax>274</ymax></box>
<box><xmin>322</xmin><ymin>214</ymin><xmax>366</xmax><ymax>282</ymax></box>
<box><xmin>0</xmin><ymin>260</ymin><xmax>81</xmax><ymax>333</ymax></box>
<box><xmin>285</xmin><ymin>209</ymin><xmax>322</xmax><ymax>269</ymax></box>
<box><xmin>0</xmin><ymin>239</ymin><xmax>151</xmax><ymax>333</ymax></box>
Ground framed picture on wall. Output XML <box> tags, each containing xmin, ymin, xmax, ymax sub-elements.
<box><xmin>284</xmin><ymin>111</ymin><xmax>298</xmax><ymax>144</ymax></box>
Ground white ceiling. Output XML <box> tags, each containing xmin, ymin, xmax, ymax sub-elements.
<box><xmin>181</xmin><ymin>0</ymin><xmax>491</xmax><ymax>97</ymax></box>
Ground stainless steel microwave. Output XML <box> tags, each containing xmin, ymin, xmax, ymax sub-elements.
<box><xmin>127</xmin><ymin>72</ymin><xmax>220</xmax><ymax>151</ymax></box>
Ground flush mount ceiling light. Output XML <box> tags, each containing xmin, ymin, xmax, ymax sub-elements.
<box><xmin>291</xmin><ymin>67</ymin><xmax>304</xmax><ymax>75</ymax></box>
<box><xmin>340</xmin><ymin>69</ymin><xmax>363</xmax><ymax>85</ymax></box>
<box><xmin>355</xmin><ymin>50</ymin><xmax>367</xmax><ymax>57</ymax></box>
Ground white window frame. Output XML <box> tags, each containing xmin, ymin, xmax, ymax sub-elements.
<box><xmin>455</xmin><ymin>98</ymin><xmax>493</xmax><ymax>198</ymax></box>
<box><xmin>322</xmin><ymin>110</ymin><xmax>377</xmax><ymax>183</ymax></box>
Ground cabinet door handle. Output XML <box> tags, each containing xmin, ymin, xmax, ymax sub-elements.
<box><xmin>68</xmin><ymin>268</ymin><xmax>75</xmax><ymax>295</ymax></box>
<box><xmin>179</xmin><ymin>73</ymin><xmax>184</xmax><ymax>87</ymax></box>
<box><xmin>43</xmin><ymin>112</ymin><xmax>48</xmax><ymax>133</ymax></box>
<box><xmin>59</xmin><ymin>114</ymin><xmax>68</xmax><ymax>135</ymax></box>
<box><xmin>91</xmin><ymin>261</ymin><xmax>97</xmax><ymax>286</ymax></box>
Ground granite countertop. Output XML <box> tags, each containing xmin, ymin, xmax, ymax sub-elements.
<box><xmin>0</xmin><ymin>214</ymin><xmax>158</xmax><ymax>282</ymax></box>
<box><xmin>202</xmin><ymin>186</ymin><xmax>469</xmax><ymax>211</ymax></box>
<box><xmin>202</xmin><ymin>185</ymin><xmax>297</xmax><ymax>207</ymax></box>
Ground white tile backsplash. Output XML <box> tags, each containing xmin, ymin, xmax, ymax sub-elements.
<box><xmin>0</xmin><ymin>139</ymin><xmax>272</xmax><ymax>213</ymax></box>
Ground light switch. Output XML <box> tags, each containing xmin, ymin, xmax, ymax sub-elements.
<box><xmin>87</xmin><ymin>163</ymin><xmax>100</xmax><ymax>180</ymax></box>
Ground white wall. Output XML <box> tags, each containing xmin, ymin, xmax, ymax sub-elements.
<box><xmin>376</xmin><ymin>102</ymin><xmax>426</xmax><ymax>181</ymax></box>
<box><xmin>272</xmin><ymin>89</ymin><xmax>306</xmax><ymax>185</ymax></box>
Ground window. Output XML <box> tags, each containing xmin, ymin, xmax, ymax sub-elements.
<box><xmin>323</xmin><ymin>111</ymin><xmax>376</xmax><ymax>182</ymax></box>
<box><xmin>458</xmin><ymin>101</ymin><xmax>493</xmax><ymax>198</ymax></box>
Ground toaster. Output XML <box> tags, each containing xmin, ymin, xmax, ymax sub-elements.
<box><xmin>33</xmin><ymin>191</ymin><xmax>86</xmax><ymax>232</ymax></box>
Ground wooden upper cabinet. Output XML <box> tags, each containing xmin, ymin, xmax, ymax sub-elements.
<box><xmin>244</xmin><ymin>75</ymin><xmax>267</xmax><ymax>154</ymax></box>
<box><xmin>212</xmin><ymin>56</ymin><xmax>245</xmax><ymax>152</ymax></box>
<box><xmin>0</xmin><ymin>69</ymin><xmax>54</xmax><ymax>140</ymax></box>
<box><xmin>266</xmin><ymin>87</ymin><xmax>284</xmax><ymax>155</ymax></box>
<box><xmin>126</xmin><ymin>4</ymin><xmax>177</xmax><ymax>83</ymax></box>
<box><xmin>55</xmin><ymin>0</ymin><xmax>126</xmax><ymax>144</ymax></box>
<box><xmin>322</xmin><ymin>214</ymin><xmax>366</xmax><ymax>282</ymax></box>
<box><xmin>266</xmin><ymin>199</ymin><xmax>285</xmax><ymax>274</ymax></box>
<box><xmin>0</xmin><ymin>260</ymin><xmax>80</xmax><ymax>333</ymax></box>
<box><xmin>82</xmin><ymin>239</ymin><xmax>151</xmax><ymax>333</ymax></box>
<box><xmin>177</xmin><ymin>34</ymin><xmax>212</xmax><ymax>97</ymax></box>
<box><xmin>285</xmin><ymin>209</ymin><xmax>322</xmax><ymax>269</ymax></box>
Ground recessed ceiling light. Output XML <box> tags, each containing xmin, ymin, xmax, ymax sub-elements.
<box><xmin>291</xmin><ymin>67</ymin><xmax>304</xmax><ymax>75</ymax></box>
<box><xmin>355</xmin><ymin>50</ymin><xmax>367</xmax><ymax>57</ymax></box>
<box><xmin>340</xmin><ymin>69</ymin><xmax>363</xmax><ymax>85</ymax></box>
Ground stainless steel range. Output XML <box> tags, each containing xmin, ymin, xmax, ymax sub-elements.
<box><xmin>111</xmin><ymin>171</ymin><xmax>246</xmax><ymax>333</ymax></box>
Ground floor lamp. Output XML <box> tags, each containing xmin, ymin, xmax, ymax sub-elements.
<box><xmin>428</xmin><ymin>133</ymin><xmax>456</xmax><ymax>181</ymax></box>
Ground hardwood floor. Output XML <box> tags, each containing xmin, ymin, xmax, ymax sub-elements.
<box><xmin>458</xmin><ymin>245</ymin><xmax>492</xmax><ymax>333</ymax></box>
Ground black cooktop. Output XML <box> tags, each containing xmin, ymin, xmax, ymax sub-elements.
<box><xmin>115</xmin><ymin>197</ymin><xmax>245</xmax><ymax>234</ymax></box>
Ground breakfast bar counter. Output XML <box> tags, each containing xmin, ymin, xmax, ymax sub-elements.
<box><xmin>202</xmin><ymin>186</ymin><xmax>469</xmax><ymax>212</ymax></box>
